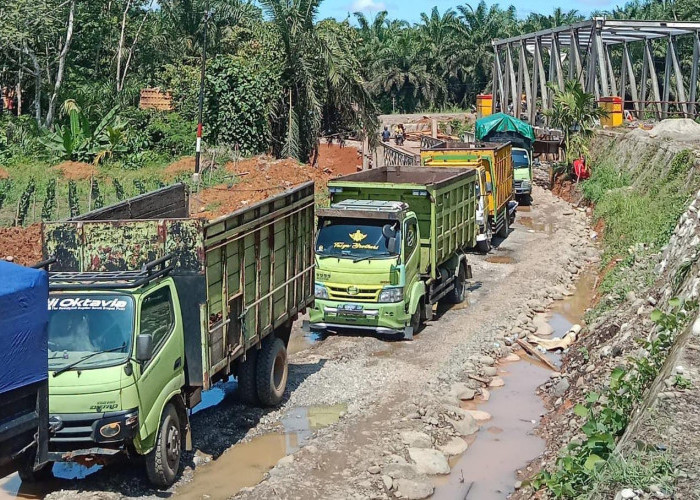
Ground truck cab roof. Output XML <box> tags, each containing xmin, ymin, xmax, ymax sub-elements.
<box><xmin>317</xmin><ymin>200</ymin><xmax>409</xmax><ymax>221</ymax></box>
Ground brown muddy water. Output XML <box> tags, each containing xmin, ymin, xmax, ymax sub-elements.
<box><xmin>433</xmin><ymin>269</ymin><xmax>595</xmax><ymax>499</ymax></box>
<box><xmin>174</xmin><ymin>404</ymin><xmax>346</xmax><ymax>500</ymax></box>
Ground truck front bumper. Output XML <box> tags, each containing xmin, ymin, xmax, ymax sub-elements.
<box><xmin>48</xmin><ymin>409</ymin><xmax>139</xmax><ymax>461</ymax></box>
<box><xmin>308</xmin><ymin>299</ymin><xmax>410</xmax><ymax>335</ymax></box>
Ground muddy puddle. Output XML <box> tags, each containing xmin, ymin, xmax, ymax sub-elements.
<box><xmin>485</xmin><ymin>255</ymin><xmax>515</xmax><ymax>264</ymax></box>
<box><xmin>0</xmin><ymin>463</ymin><xmax>101</xmax><ymax>500</ymax></box>
<box><xmin>517</xmin><ymin>215</ymin><xmax>555</xmax><ymax>234</ymax></box>
<box><xmin>174</xmin><ymin>404</ymin><xmax>346</xmax><ymax>500</ymax></box>
<box><xmin>433</xmin><ymin>270</ymin><xmax>595</xmax><ymax>499</ymax></box>
<box><xmin>287</xmin><ymin>329</ymin><xmax>325</xmax><ymax>356</ymax></box>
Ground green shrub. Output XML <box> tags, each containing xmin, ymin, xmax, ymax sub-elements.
<box><xmin>42</xmin><ymin>179</ymin><xmax>57</xmax><ymax>220</ymax></box>
<box><xmin>68</xmin><ymin>180</ymin><xmax>80</xmax><ymax>217</ymax></box>
<box><xmin>16</xmin><ymin>179</ymin><xmax>36</xmax><ymax>226</ymax></box>
<box><xmin>581</xmin><ymin>160</ymin><xmax>631</xmax><ymax>204</ymax></box>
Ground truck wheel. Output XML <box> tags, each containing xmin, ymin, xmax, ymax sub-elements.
<box><xmin>497</xmin><ymin>212</ymin><xmax>510</xmax><ymax>238</ymax></box>
<box><xmin>237</xmin><ymin>350</ymin><xmax>260</xmax><ymax>405</ymax></box>
<box><xmin>145</xmin><ymin>403</ymin><xmax>182</xmax><ymax>488</ymax></box>
<box><xmin>447</xmin><ymin>265</ymin><xmax>467</xmax><ymax>304</ymax></box>
<box><xmin>16</xmin><ymin>452</ymin><xmax>53</xmax><ymax>482</ymax></box>
<box><xmin>476</xmin><ymin>224</ymin><xmax>492</xmax><ymax>253</ymax></box>
<box><xmin>256</xmin><ymin>337</ymin><xmax>288</xmax><ymax>406</ymax></box>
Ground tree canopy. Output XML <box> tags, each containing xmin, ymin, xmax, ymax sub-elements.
<box><xmin>0</xmin><ymin>0</ymin><xmax>696</xmax><ymax>162</ymax></box>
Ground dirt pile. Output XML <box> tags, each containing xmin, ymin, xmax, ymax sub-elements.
<box><xmin>0</xmin><ymin>224</ymin><xmax>42</xmax><ymax>266</ymax></box>
<box><xmin>53</xmin><ymin>161</ymin><xmax>98</xmax><ymax>180</ymax></box>
<box><xmin>316</xmin><ymin>143</ymin><xmax>360</xmax><ymax>175</ymax></box>
<box><xmin>191</xmin><ymin>155</ymin><xmax>332</xmax><ymax>219</ymax></box>
<box><xmin>0</xmin><ymin>167</ymin><xmax>8</xmax><ymax>179</ymax></box>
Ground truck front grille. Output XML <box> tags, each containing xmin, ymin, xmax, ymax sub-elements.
<box><xmin>50</xmin><ymin>413</ymin><xmax>100</xmax><ymax>449</ymax></box>
<box><xmin>327</xmin><ymin>284</ymin><xmax>382</xmax><ymax>302</ymax></box>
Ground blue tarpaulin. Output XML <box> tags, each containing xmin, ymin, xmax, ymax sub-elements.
<box><xmin>0</xmin><ymin>261</ymin><xmax>48</xmax><ymax>394</ymax></box>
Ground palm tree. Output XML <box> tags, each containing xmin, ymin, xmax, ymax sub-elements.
<box><xmin>453</xmin><ymin>2</ymin><xmax>519</xmax><ymax>105</ymax></box>
<box><xmin>260</xmin><ymin>0</ymin><xmax>377</xmax><ymax>162</ymax></box>
<box><xmin>368</xmin><ymin>29</ymin><xmax>447</xmax><ymax>112</ymax></box>
<box><xmin>545</xmin><ymin>80</ymin><xmax>607</xmax><ymax>164</ymax></box>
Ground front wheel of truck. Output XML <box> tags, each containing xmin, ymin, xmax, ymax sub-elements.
<box><xmin>146</xmin><ymin>403</ymin><xmax>182</xmax><ymax>488</ymax></box>
<box><xmin>476</xmin><ymin>224</ymin><xmax>492</xmax><ymax>253</ymax></box>
<box><xmin>256</xmin><ymin>337</ymin><xmax>288</xmax><ymax>406</ymax></box>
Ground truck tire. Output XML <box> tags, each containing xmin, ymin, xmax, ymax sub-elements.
<box><xmin>476</xmin><ymin>224</ymin><xmax>492</xmax><ymax>253</ymax></box>
<box><xmin>16</xmin><ymin>452</ymin><xmax>53</xmax><ymax>482</ymax></box>
<box><xmin>237</xmin><ymin>350</ymin><xmax>260</xmax><ymax>405</ymax></box>
<box><xmin>497</xmin><ymin>212</ymin><xmax>510</xmax><ymax>238</ymax></box>
<box><xmin>145</xmin><ymin>403</ymin><xmax>182</xmax><ymax>488</ymax></box>
<box><xmin>256</xmin><ymin>337</ymin><xmax>288</xmax><ymax>406</ymax></box>
<box><xmin>447</xmin><ymin>265</ymin><xmax>467</xmax><ymax>304</ymax></box>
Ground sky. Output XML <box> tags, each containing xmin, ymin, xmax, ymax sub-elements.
<box><xmin>317</xmin><ymin>0</ymin><xmax>628</xmax><ymax>23</ymax></box>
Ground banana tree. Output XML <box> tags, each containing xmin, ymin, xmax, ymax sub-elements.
<box><xmin>40</xmin><ymin>101</ymin><xmax>126</xmax><ymax>163</ymax></box>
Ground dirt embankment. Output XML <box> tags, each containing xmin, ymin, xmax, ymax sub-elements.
<box><xmin>191</xmin><ymin>156</ymin><xmax>332</xmax><ymax>219</ymax></box>
<box><xmin>191</xmin><ymin>144</ymin><xmax>359</xmax><ymax>219</ymax></box>
<box><xmin>52</xmin><ymin>161</ymin><xmax>98</xmax><ymax>180</ymax></box>
<box><xmin>531</xmin><ymin>125</ymin><xmax>700</xmax><ymax>499</ymax></box>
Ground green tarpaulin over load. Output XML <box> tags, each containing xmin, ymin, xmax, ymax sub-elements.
<box><xmin>475</xmin><ymin>113</ymin><xmax>535</xmax><ymax>142</ymax></box>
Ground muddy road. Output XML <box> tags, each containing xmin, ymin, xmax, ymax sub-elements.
<box><xmin>0</xmin><ymin>185</ymin><xmax>596</xmax><ymax>500</ymax></box>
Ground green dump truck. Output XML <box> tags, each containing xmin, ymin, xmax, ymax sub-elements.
<box><xmin>305</xmin><ymin>166</ymin><xmax>477</xmax><ymax>340</ymax></box>
<box><xmin>475</xmin><ymin>113</ymin><xmax>535</xmax><ymax>204</ymax></box>
<box><xmin>420</xmin><ymin>141</ymin><xmax>517</xmax><ymax>253</ymax></box>
<box><xmin>36</xmin><ymin>183</ymin><xmax>315</xmax><ymax>487</ymax></box>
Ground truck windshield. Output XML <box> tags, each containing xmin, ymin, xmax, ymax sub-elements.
<box><xmin>512</xmin><ymin>150</ymin><xmax>530</xmax><ymax>169</ymax></box>
<box><xmin>47</xmin><ymin>294</ymin><xmax>135</xmax><ymax>371</ymax></box>
<box><xmin>316</xmin><ymin>220</ymin><xmax>400</xmax><ymax>259</ymax></box>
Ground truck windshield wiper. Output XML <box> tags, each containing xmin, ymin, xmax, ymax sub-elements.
<box><xmin>52</xmin><ymin>343</ymin><xmax>127</xmax><ymax>378</ymax></box>
<box><xmin>353</xmin><ymin>252</ymin><xmax>392</xmax><ymax>263</ymax></box>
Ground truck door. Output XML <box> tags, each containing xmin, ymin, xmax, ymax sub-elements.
<box><xmin>135</xmin><ymin>283</ymin><xmax>184</xmax><ymax>437</ymax></box>
<box><xmin>403</xmin><ymin>217</ymin><xmax>420</xmax><ymax>293</ymax></box>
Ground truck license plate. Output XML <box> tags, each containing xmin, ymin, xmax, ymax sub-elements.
<box><xmin>339</xmin><ymin>304</ymin><xmax>363</xmax><ymax>313</ymax></box>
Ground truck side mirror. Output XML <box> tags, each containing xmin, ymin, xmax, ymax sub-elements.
<box><xmin>382</xmin><ymin>224</ymin><xmax>396</xmax><ymax>239</ymax></box>
<box><xmin>485</xmin><ymin>182</ymin><xmax>493</xmax><ymax>193</ymax></box>
<box><xmin>136</xmin><ymin>334</ymin><xmax>154</xmax><ymax>362</ymax></box>
<box><xmin>387</xmin><ymin>237</ymin><xmax>397</xmax><ymax>254</ymax></box>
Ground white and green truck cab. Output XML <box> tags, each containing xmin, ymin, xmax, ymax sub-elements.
<box><xmin>34</xmin><ymin>183</ymin><xmax>315</xmax><ymax>487</ymax></box>
<box><xmin>305</xmin><ymin>166</ymin><xmax>477</xmax><ymax>340</ymax></box>
<box><xmin>511</xmin><ymin>147</ymin><xmax>533</xmax><ymax>199</ymax></box>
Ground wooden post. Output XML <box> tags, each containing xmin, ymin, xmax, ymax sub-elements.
<box><xmin>690</xmin><ymin>31</ymin><xmax>700</xmax><ymax>118</ymax></box>
<box><xmin>570</xmin><ymin>28</ymin><xmax>585</xmax><ymax>87</ymax></box>
<box><xmin>519</xmin><ymin>42</ymin><xmax>532</xmax><ymax>120</ymax></box>
<box><xmin>492</xmin><ymin>45</ymin><xmax>499</xmax><ymax>114</ymax></box>
<box><xmin>623</xmin><ymin>43</ymin><xmax>640</xmax><ymax>117</ymax></box>
<box><xmin>594</xmin><ymin>26</ymin><xmax>609</xmax><ymax>97</ymax></box>
<box><xmin>644</xmin><ymin>40</ymin><xmax>662</xmax><ymax>119</ymax></box>
<box><xmin>669</xmin><ymin>35</ymin><xmax>688</xmax><ymax>117</ymax></box>
<box><xmin>663</xmin><ymin>36</ymin><xmax>672</xmax><ymax>119</ymax></box>
<box><xmin>530</xmin><ymin>38</ymin><xmax>540</xmax><ymax>124</ymax></box>
<box><xmin>506</xmin><ymin>43</ymin><xmax>518</xmax><ymax>115</ymax></box>
<box><xmin>535</xmin><ymin>37</ymin><xmax>548</xmax><ymax>113</ymax></box>
<box><xmin>605</xmin><ymin>45</ymin><xmax>618</xmax><ymax>97</ymax></box>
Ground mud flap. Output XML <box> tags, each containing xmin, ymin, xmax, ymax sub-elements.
<box><xmin>301</xmin><ymin>320</ymin><xmax>310</xmax><ymax>333</ymax></box>
<box><xmin>423</xmin><ymin>303</ymin><xmax>433</xmax><ymax>322</ymax></box>
<box><xmin>403</xmin><ymin>326</ymin><xmax>414</xmax><ymax>341</ymax></box>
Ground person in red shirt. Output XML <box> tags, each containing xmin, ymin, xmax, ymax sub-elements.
<box><xmin>573</xmin><ymin>156</ymin><xmax>590</xmax><ymax>181</ymax></box>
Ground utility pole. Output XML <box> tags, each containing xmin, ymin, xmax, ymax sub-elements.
<box><xmin>194</xmin><ymin>5</ymin><xmax>213</xmax><ymax>185</ymax></box>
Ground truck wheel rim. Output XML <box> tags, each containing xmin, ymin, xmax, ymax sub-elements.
<box><xmin>166</xmin><ymin>423</ymin><xmax>180</xmax><ymax>468</ymax></box>
<box><xmin>273</xmin><ymin>351</ymin><xmax>286</xmax><ymax>390</ymax></box>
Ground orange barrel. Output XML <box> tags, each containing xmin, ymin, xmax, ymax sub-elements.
<box><xmin>476</xmin><ymin>94</ymin><xmax>493</xmax><ymax>118</ymax></box>
<box><xmin>599</xmin><ymin>96</ymin><xmax>623</xmax><ymax>127</ymax></box>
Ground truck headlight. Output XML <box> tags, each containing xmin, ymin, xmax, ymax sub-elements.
<box><xmin>315</xmin><ymin>284</ymin><xmax>329</xmax><ymax>299</ymax></box>
<box><xmin>99</xmin><ymin>422</ymin><xmax>121</xmax><ymax>438</ymax></box>
<box><xmin>522</xmin><ymin>180</ymin><xmax>531</xmax><ymax>188</ymax></box>
<box><xmin>378</xmin><ymin>288</ymin><xmax>403</xmax><ymax>303</ymax></box>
